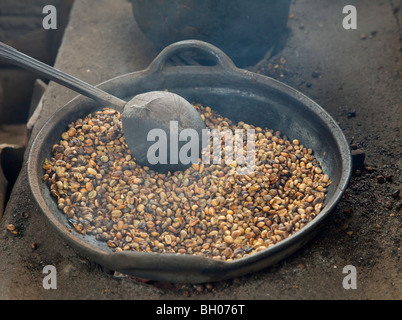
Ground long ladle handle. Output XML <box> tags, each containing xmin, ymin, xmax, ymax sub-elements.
<box><xmin>0</xmin><ymin>42</ymin><xmax>126</xmax><ymax>112</ymax></box>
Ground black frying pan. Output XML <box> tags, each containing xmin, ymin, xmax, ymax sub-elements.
<box><xmin>27</xmin><ymin>40</ymin><xmax>352</xmax><ymax>283</ymax></box>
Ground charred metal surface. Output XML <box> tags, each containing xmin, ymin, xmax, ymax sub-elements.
<box><xmin>131</xmin><ymin>0</ymin><xmax>291</xmax><ymax>68</ymax></box>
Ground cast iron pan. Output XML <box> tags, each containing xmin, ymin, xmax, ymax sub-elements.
<box><xmin>28</xmin><ymin>40</ymin><xmax>352</xmax><ymax>283</ymax></box>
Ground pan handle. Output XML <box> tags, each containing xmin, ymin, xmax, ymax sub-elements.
<box><xmin>146</xmin><ymin>40</ymin><xmax>238</xmax><ymax>73</ymax></box>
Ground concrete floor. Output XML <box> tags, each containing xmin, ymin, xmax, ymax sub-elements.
<box><xmin>0</xmin><ymin>0</ymin><xmax>400</xmax><ymax>300</ymax></box>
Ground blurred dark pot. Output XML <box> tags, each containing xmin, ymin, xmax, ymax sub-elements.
<box><xmin>131</xmin><ymin>0</ymin><xmax>291</xmax><ymax>67</ymax></box>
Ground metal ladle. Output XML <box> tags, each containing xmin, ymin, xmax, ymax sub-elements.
<box><xmin>0</xmin><ymin>42</ymin><xmax>205</xmax><ymax>172</ymax></box>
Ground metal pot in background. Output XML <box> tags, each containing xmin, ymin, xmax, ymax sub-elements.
<box><xmin>130</xmin><ymin>0</ymin><xmax>291</xmax><ymax>68</ymax></box>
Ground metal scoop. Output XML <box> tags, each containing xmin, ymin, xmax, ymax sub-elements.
<box><xmin>0</xmin><ymin>42</ymin><xmax>205</xmax><ymax>172</ymax></box>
